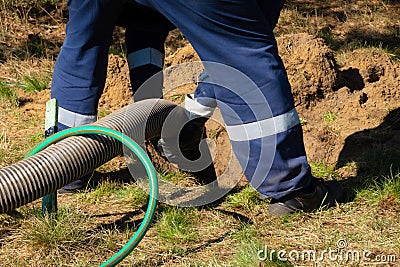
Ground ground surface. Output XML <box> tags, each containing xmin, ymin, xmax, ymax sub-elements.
<box><xmin>0</xmin><ymin>0</ymin><xmax>399</xmax><ymax>266</ymax></box>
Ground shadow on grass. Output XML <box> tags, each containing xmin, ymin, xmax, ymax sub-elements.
<box><xmin>88</xmin><ymin>167</ymin><xmax>253</xmax><ymax>225</ymax></box>
<box><xmin>89</xmin><ymin>206</ymin><xmax>147</xmax><ymax>233</ymax></box>
<box><xmin>336</xmin><ymin>107</ymin><xmax>400</xmax><ymax>201</ymax></box>
<box><xmin>284</xmin><ymin>0</ymin><xmax>400</xmax><ymax>57</ymax></box>
<box><xmin>89</xmin><ymin>168</ymin><xmax>134</xmax><ymax>188</ymax></box>
<box><xmin>321</xmin><ymin>27</ymin><xmax>400</xmax><ymax>58</ymax></box>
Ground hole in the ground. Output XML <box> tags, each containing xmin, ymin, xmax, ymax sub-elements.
<box><xmin>335</xmin><ymin>67</ymin><xmax>365</xmax><ymax>92</ymax></box>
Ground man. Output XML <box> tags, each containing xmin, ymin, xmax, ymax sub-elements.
<box><xmin>53</xmin><ymin>0</ymin><xmax>344</xmax><ymax>215</ymax></box>
<box><xmin>131</xmin><ymin>0</ymin><xmax>345</xmax><ymax>215</ymax></box>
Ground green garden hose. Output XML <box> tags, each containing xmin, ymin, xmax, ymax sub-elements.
<box><xmin>24</xmin><ymin>125</ymin><xmax>159</xmax><ymax>267</ymax></box>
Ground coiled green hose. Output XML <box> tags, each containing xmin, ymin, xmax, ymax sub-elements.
<box><xmin>24</xmin><ymin>125</ymin><xmax>158</xmax><ymax>267</ymax></box>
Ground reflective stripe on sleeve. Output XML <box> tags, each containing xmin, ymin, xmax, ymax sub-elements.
<box><xmin>127</xmin><ymin>47</ymin><xmax>164</xmax><ymax>70</ymax></box>
<box><xmin>226</xmin><ymin>108</ymin><xmax>300</xmax><ymax>141</ymax></box>
<box><xmin>58</xmin><ymin>107</ymin><xmax>97</xmax><ymax>127</ymax></box>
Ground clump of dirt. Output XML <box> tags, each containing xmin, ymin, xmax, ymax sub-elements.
<box><xmin>299</xmin><ymin>47</ymin><xmax>400</xmax><ymax>164</ymax></box>
<box><xmin>164</xmin><ymin>43</ymin><xmax>200</xmax><ymax>67</ymax></box>
<box><xmin>98</xmin><ymin>55</ymin><xmax>133</xmax><ymax>111</ymax></box>
<box><xmin>164</xmin><ymin>28</ymin><xmax>190</xmax><ymax>59</ymax></box>
<box><xmin>277</xmin><ymin>33</ymin><xmax>338</xmax><ymax>108</ymax></box>
<box><xmin>163</xmin><ymin>44</ymin><xmax>202</xmax><ymax>102</ymax></box>
<box><xmin>338</xmin><ymin>49</ymin><xmax>400</xmax><ymax>102</ymax></box>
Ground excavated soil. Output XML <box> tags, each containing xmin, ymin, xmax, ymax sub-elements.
<box><xmin>99</xmin><ymin>54</ymin><xmax>132</xmax><ymax>111</ymax></box>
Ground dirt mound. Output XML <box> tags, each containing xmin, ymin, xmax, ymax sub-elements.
<box><xmin>164</xmin><ymin>43</ymin><xmax>200</xmax><ymax>67</ymax></box>
<box><xmin>277</xmin><ymin>33</ymin><xmax>337</xmax><ymax>108</ymax></box>
<box><xmin>98</xmin><ymin>54</ymin><xmax>132</xmax><ymax>111</ymax></box>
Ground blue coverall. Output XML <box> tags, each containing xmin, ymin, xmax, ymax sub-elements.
<box><xmin>51</xmin><ymin>0</ymin><xmax>314</xmax><ymax>201</ymax></box>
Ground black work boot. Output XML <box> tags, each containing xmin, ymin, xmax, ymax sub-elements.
<box><xmin>267</xmin><ymin>178</ymin><xmax>345</xmax><ymax>216</ymax></box>
<box><xmin>155</xmin><ymin>116</ymin><xmax>217</xmax><ymax>185</ymax></box>
<box><xmin>178</xmin><ymin>117</ymin><xmax>217</xmax><ymax>185</ymax></box>
<box><xmin>58</xmin><ymin>173</ymin><xmax>92</xmax><ymax>194</ymax></box>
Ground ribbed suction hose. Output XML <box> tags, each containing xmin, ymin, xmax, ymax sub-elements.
<box><xmin>0</xmin><ymin>99</ymin><xmax>179</xmax><ymax>214</ymax></box>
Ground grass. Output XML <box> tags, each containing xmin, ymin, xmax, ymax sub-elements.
<box><xmin>0</xmin><ymin>125</ymin><xmax>37</xmax><ymax>167</ymax></box>
<box><xmin>159</xmin><ymin>171</ymin><xmax>191</xmax><ymax>184</ymax></box>
<box><xmin>23</xmin><ymin>74</ymin><xmax>50</xmax><ymax>93</ymax></box>
<box><xmin>223</xmin><ymin>185</ymin><xmax>264</xmax><ymax>211</ymax></box>
<box><xmin>98</xmin><ymin>109</ymin><xmax>112</xmax><ymax>118</ymax></box>
<box><xmin>170</xmin><ymin>93</ymin><xmax>186</xmax><ymax>103</ymax></box>
<box><xmin>79</xmin><ymin>179</ymin><xmax>119</xmax><ymax>204</ymax></box>
<box><xmin>322</xmin><ymin>111</ymin><xmax>338</xmax><ymax>123</ymax></box>
<box><xmin>0</xmin><ymin>128</ymin><xmax>11</xmax><ymax>150</ymax></box>
<box><xmin>357</xmin><ymin>143</ymin><xmax>400</xmax><ymax>176</ymax></box>
<box><xmin>0</xmin><ymin>82</ymin><xmax>18</xmax><ymax>105</ymax></box>
<box><xmin>299</xmin><ymin>117</ymin><xmax>307</xmax><ymax>126</ymax></box>
<box><xmin>310</xmin><ymin>161</ymin><xmax>341</xmax><ymax>180</ymax></box>
<box><xmin>355</xmin><ymin>170</ymin><xmax>400</xmax><ymax>204</ymax></box>
<box><xmin>29</xmin><ymin>132</ymin><xmax>44</xmax><ymax>143</ymax></box>
<box><xmin>156</xmin><ymin>206</ymin><xmax>199</xmax><ymax>244</ymax></box>
<box><xmin>22</xmin><ymin>206</ymin><xmax>95</xmax><ymax>251</ymax></box>
<box><xmin>232</xmin><ymin>225</ymin><xmax>292</xmax><ymax>267</ymax></box>
<box><xmin>78</xmin><ymin>178</ymin><xmax>148</xmax><ymax>206</ymax></box>
<box><xmin>114</xmin><ymin>183</ymin><xmax>149</xmax><ymax>206</ymax></box>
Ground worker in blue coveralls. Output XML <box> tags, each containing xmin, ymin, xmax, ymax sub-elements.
<box><xmin>51</xmin><ymin>0</ymin><xmax>345</xmax><ymax>215</ymax></box>
<box><xmin>52</xmin><ymin>0</ymin><xmax>216</xmax><ymax>193</ymax></box>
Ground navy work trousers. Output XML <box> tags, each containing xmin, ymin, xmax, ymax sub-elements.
<box><xmin>51</xmin><ymin>0</ymin><xmax>314</xmax><ymax>200</ymax></box>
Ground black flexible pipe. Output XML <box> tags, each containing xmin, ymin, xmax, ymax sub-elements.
<box><xmin>0</xmin><ymin>99</ymin><xmax>178</xmax><ymax>214</ymax></box>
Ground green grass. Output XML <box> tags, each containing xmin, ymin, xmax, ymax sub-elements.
<box><xmin>322</xmin><ymin>111</ymin><xmax>338</xmax><ymax>123</ymax></box>
<box><xmin>0</xmin><ymin>128</ymin><xmax>34</xmax><ymax>167</ymax></box>
<box><xmin>355</xmin><ymin>170</ymin><xmax>400</xmax><ymax>204</ymax></box>
<box><xmin>316</xmin><ymin>27</ymin><xmax>342</xmax><ymax>51</ymax></box>
<box><xmin>159</xmin><ymin>171</ymin><xmax>191</xmax><ymax>184</ymax></box>
<box><xmin>29</xmin><ymin>132</ymin><xmax>44</xmax><ymax>143</ymax></box>
<box><xmin>223</xmin><ymin>185</ymin><xmax>263</xmax><ymax>211</ymax></box>
<box><xmin>79</xmin><ymin>179</ymin><xmax>119</xmax><ymax>204</ymax></box>
<box><xmin>184</xmin><ymin>258</ymin><xmax>229</xmax><ymax>267</ymax></box>
<box><xmin>6</xmin><ymin>206</ymin><xmax>133</xmax><ymax>266</ymax></box>
<box><xmin>299</xmin><ymin>117</ymin><xmax>307</xmax><ymax>126</ymax></box>
<box><xmin>22</xmin><ymin>207</ymin><xmax>95</xmax><ymax>251</ymax></box>
<box><xmin>170</xmin><ymin>94</ymin><xmax>185</xmax><ymax>103</ymax></box>
<box><xmin>310</xmin><ymin>161</ymin><xmax>341</xmax><ymax>180</ymax></box>
<box><xmin>357</xmin><ymin>143</ymin><xmax>400</xmax><ymax>176</ymax></box>
<box><xmin>0</xmin><ymin>82</ymin><xmax>18</xmax><ymax>105</ymax></box>
<box><xmin>23</xmin><ymin>74</ymin><xmax>50</xmax><ymax>93</ymax></box>
<box><xmin>0</xmin><ymin>1</ymin><xmax>399</xmax><ymax>265</ymax></box>
<box><xmin>156</xmin><ymin>206</ymin><xmax>199</xmax><ymax>243</ymax></box>
<box><xmin>232</xmin><ymin>225</ymin><xmax>292</xmax><ymax>267</ymax></box>
<box><xmin>114</xmin><ymin>183</ymin><xmax>149</xmax><ymax>206</ymax></box>
<box><xmin>98</xmin><ymin>109</ymin><xmax>112</xmax><ymax>118</ymax></box>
